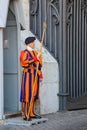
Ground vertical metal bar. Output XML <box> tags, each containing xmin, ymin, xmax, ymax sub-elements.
<box><xmin>59</xmin><ymin>0</ymin><xmax>63</xmax><ymax>110</ymax></box>
<box><xmin>82</xmin><ymin>5</ymin><xmax>85</xmax><ymax>95</ymax></box>
<box><xmin>49</xmin><ymin>5</ymin><xmax>52</xmax><ymax>51</ymax></box>
<box><xmin>55</xmin><ymin>25</ymin><xmax>57</xmax><ymax>57</ymax></box>
<box><xmin>79</xmin><ymin>0</ymin><xmax>82</xmax><ymax>97</ymax></box>
<box><xmin>62</xmin><ymin>0</ymin><xmax>67</xmax><ymax>110</ymax></box>
<box><xmin>73</xmin><ymin>0</ymin><xmax>76</xmax><ymax>98</ymax></box>
<box><xmin>76</xmin><ymin>0</ymin><xmax>79</xmax><ymax>98</ymax></box>
<box><xmin>35</xmin><ymin>15</ymin><xmax>37</xmax><ymax>34</ymax></box>
<box><xmin>39</xmin><ymin>0</ymin><xmax>41</xmax><ymax>38</ymax></box>
<box><xmin>84</xmin><ymin>12</ymin><xmax>87</xmax><ymax>93</ymax></box>
<box><xmin>67</xmin><ymin>24</ymin><xmax>70</xmax><ymax>96</ymax></box>
<box><xmin>44</xmin><ymin>0</ymin><xmax>47</xmax><ymax>46</ymax></box>
<box><xmin>70</xmin><ymin>6</ymin><xmax>73</xmax><ymax>98</ymax></box>
<box><xmin>47</xmin><ymin>2</ymin><xmax>50</xmax><ymax>48</ymax></box>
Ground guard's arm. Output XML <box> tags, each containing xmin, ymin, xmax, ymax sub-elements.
<box><xmin>20</xmin><ymin>51</ymin><xmax>39</xmax><ymax>67</ymax></box>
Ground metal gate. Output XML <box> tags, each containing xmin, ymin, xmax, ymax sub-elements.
<box><xmin>66</xmin><ymin>0</ymin><xmax>87</xmax><ymax>110</ymax></box>
<box><xmin>30</xmin><ymin>0</ymin><xmax>87</xmax><ymax>110</ymax></box>
<box><xmin>30</xmin><ymin>0</ymin><xmax>60</xmax><ymax>60</ymax></box>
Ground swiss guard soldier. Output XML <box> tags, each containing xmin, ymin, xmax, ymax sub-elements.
<box><xmin>20</xmin><ymin>37</ymin><xmax>43</xmax><ymax>121</ymax></box>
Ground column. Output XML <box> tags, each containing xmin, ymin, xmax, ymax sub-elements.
<box><xmin>59</xmin><ymin>0</ymin><xmax>67</xmax><ymax>110</ymax></box>
<box><xmin>0</xmin><ymin>29</ymin><xmax>4</xmax><ymax>119</ymax></box>
<box><xmin>62</xmin><ymin>0</ymin><xmax>67</xmax><ymax>110</ymax></box>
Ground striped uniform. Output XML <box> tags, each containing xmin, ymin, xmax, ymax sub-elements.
<box><xmin>20</xmin><ymin>49</ymin><xmax>42</xmax><ymax>104</ymax></box>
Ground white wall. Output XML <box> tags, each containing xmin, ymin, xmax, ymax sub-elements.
<box><xmin>0</xmin><ymin>29</ymin><xmax>4</xmax><ymax>119</ymax></box>
<box><xmin>21</xmin><ymin>0</ymin><xmax>29</xmax><ymax>30</ymax></box>
<box><xmin>40</xmin><ymin>56</ymin><xmax>59</xmax><ymax>114</ymax></box>
<box><xmin>0</xmin><ymin>0</ymin><xmax>9</xmax><ymax>27</ymax></box>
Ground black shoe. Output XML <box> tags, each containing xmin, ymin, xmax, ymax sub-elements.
<box><xmin>27</xmin><ymin>117</ymin><xmax>32</xmax><ymax>121</ymax></box>
<box><xmin>23</xmin><ymin>117</ymin><xmax>27</xmax><ymax>120</ymax></box>
<box><xmin>30</xmin><ymin>115</ymin><xmax>42</xmax><ymax>119</ymax></box>
<box><xmin>23</xmin><ymin>117</ymin><xmax>32</xmax><ymax>121</ymax></box>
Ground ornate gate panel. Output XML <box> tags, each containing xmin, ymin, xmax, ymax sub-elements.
<box><xmin>30</xmin><ymin>0</ymin><xmax>60</xmax><ymax>60</ymax></box>
<box><xmin>30</xmin><ymin>0</ymin><xmax>87</xmax><ymax>110</ymax></box>
<box><xmin>66</xmin><ymin>0</ymin><xmax>87</xmax><ymax>109</ymax></box>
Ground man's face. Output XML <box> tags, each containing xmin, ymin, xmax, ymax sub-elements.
<box><xmin>28</xmin><ymin>41</ymin><xmax>35</xmax><ymax>49</ymax></box>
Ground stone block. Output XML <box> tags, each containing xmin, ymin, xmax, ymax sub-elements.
<box><xmin>40</xmin><ymin>83</ymin><xmax>59</xmax><ymax>114</ymax></box>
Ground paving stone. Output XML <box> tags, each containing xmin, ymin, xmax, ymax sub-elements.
<box><xmin>0</xmin><ymin>110</ymin><xmax>87</xmax><ymax>130</ymax></box>
<box><xmin>0</xmin><ymin>120</ymin><xmax>4</xmax><ymax>126</ymax></box>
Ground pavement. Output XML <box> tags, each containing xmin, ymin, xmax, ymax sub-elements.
<box><xmin>0</xmin><ymin>109</ymin><xmax>87</xmax><ymax>130</ymax></box>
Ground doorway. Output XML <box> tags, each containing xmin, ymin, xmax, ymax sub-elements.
<box><xmin>3</xmin><ymin>10</ymin><xmax>19</xmax><ymax>113</ymax></box>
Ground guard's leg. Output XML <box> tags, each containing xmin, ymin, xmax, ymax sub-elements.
<box><xmin>29</xmin><ymin>98</ymin><xmax>41</xmax><ymax>119</ymax></box>
<box><xmin>29</xmin><ymin>98</ymin><xmax>35</xmax><ymax>117</ymax></box>
<box><xmin>23</xmin><ymin>102</ymin><xmax>27</xmax><ymax>120</ymax></box>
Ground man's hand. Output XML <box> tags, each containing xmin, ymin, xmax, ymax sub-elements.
<box><xmin>37</xmin><ymin>52</ymin><xmax>42</xmax><ymax>59</ymax></box>
<box><xmin>33</xmin><ymin>56</ymin><xmax>40</xmax><ymax>62</ymax></box>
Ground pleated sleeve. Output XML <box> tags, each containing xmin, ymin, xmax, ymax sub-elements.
<box><xmin>20</xmin><ymin>51</ymin><xmax>35</xmax><ymax>67</ymax></box>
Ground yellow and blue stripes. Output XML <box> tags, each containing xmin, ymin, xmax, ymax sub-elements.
<box><xmin>20</xmin><ymin>49</ymin><xmax>42</xmax><ymax>103</ymax></box>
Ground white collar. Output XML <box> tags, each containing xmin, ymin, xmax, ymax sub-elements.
<box><xmin>26</xmin><ymin>46</ymin><xmax>34</xmax><ymax>51</ymax></box>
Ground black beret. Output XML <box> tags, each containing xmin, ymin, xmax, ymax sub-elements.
<box><xmin>25</xmin><ymin>37</ymin><xmax>36</xmax><ymax>45</ymax></box>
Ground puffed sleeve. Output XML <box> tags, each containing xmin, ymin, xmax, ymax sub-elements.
<box><xmin>20</xmin><ymin>51</ymin><xmax>35</xmax><ymax>67</ymax></box>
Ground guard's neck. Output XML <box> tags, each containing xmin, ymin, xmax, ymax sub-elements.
<box><xmin>26</xmin><ymin>46</ymin><xmax>34</xmax><ymax>51</ymax></box>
